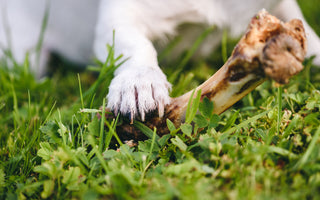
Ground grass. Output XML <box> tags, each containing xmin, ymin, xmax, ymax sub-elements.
<box><xmin>1</xmin><ymin>2</ymin><xmax>320</xmax><ymax>199</ymax></box>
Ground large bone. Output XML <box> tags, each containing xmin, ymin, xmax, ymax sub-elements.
<box><xmin>110</xmin><ymin>10</ymin><xmax>307</xmax><ymax>141</ymax></box>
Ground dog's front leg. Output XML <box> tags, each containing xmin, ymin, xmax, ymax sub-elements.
<box><xmin>94</xmin><ymin>1</ymin><xmax>171</xmax><ymax>122</ymax></box>
<box><xmin>274</xmin><ymin>0</ymin><xmax>320</xmax><ymax>65</ymax></box>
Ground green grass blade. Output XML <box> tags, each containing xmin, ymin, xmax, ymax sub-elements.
<box><xmin>99</xmin><ymin>98</ymin><xmax>106</xmax><ymax>153</ymax></box>
<box><xmin>185</xmin><ymin>89</ymin><xmax>201</xmax><ymax>124</ymax></box>
<box><xmin>277</xmin><ymin>86</ymin><xmax>283</xmax><ymax>134</ymax></box>
<box><xmin>293</xmin><ymin>126</ymin><xmax>320</xmax><ymax>170</ymax></box>
<box><xmin>134</xmin><ymin>121</ymin><xmax>160</xmax><ymax>141</ymax></box>
<box><xmin>221</xmin><ymin>110</ymin><xmax>270</xmax><ymax>139</ymax></box>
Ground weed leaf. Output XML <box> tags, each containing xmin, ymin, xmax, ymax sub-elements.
<box><xmin>37</xmin><ymin>142</ymin><xmax>53</xmax><ymax>161</ymax></box>
<box><xmin>181</xmin><ymin>123</ymin><xmax>193</xmax><ymax>137</ymax></box>
<box><xmin>199</xmin><ymin>97</ymin><xmax>214</xmax><ymax>118</ymax></box>
<box><xmin>166</xmin><ymin>119</ymin><xmax>177</xmax><ymax>132</ymax></box>
<box><xmin>171</xmin><ymin>136</ymin><xmax>187</xmax><ymax>152</ymax></box>
<box><xmin>193</xmin><ymin>114</ymin><xmax>209</xmax><ymax>128</ymax></box>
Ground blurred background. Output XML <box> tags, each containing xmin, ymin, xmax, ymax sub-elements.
<box><xmin>298</xmin><ymin>0</ymin><xmax>320</xmax><ymax>35</ymax></box>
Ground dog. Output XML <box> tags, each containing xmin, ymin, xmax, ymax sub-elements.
<box><xmin>1</xmin><ymin>0</ymin><xmax>320</xmax><ymax>121</ymax></box>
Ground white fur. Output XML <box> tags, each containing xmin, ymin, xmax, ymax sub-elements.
<box><xmin>1</xmin><ymin>0</ymin><xmax>320</xmax><ymax>119</ymax></box>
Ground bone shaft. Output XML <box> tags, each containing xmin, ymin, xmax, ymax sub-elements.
<box><xmin>170</xmin><ymin>60</ymin><xmax>266</xmax><ymax>120</ymax></box>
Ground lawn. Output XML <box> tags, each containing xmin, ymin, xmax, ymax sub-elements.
<box><xmin>1</xmin><ymin>1</ymin><xmax>320</xmax><ymax>199</ymax></box>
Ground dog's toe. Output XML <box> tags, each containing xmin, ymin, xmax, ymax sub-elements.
<box><xmin>107</xmin><ymin>67</ymin><xmax>171</xmax><ymax>122</ymax></box>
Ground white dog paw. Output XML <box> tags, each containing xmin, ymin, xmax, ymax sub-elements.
<box><xmin>107</xmin><ymin>67</ymin><xmax>171</xmax><ymax>122</ymax></box>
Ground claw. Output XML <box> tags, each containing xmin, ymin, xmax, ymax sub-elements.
<box><xmin>140</xmin><ymin>111</ymin><xmax>146</xmax><ymax>122</ymax></box>
<box><xmin>129</xmin><ymin>111</ymin><xmax>134</xmax><ymax>124</ymax></box>
<box><xmin>158</xmin><ymin>102</ymin><xmax>164</xmax><ymax>118</ymax></box>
